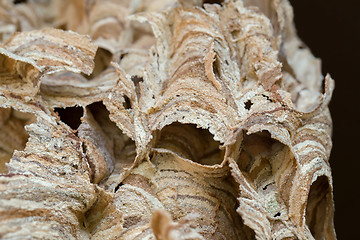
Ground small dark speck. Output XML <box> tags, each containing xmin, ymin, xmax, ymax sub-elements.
<box><xmin>244</xmin><ymin>100</ymin><xmax>253</xmax><ymax>110</ymax></box>
<box><xmin>274</xmin><ymin>212</ymin><xmax>281</xmax><ymax>217</ymax></box>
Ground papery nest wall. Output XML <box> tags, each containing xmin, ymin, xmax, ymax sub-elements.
<box><xmin>0</xmin><ymin>0</ymin><xmax>336</xmax><ymax>239</ymax></box>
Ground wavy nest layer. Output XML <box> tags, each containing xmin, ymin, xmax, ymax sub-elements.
<box><xmin>0</xmin><ymin>0</ymin><xmax>336</xmax><ymax>239</ymax></box>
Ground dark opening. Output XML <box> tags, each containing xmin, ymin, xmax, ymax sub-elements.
<box><xmin>244</xmin><ymin>100</ymin><xmax>253</xmax><ymax>110</ymax></box>
<box><xmin>203</xmin><ymin>0</ymin><xmax>224</xmax><ymax>6</ymax></box>
<box><xmin>213</xmin><ymin>54</ymin><xmax>221</xmax><ymax>79</ymax></box>
<box><xmin>114</xmin><ymin>182</ymin><xmax>124</xmax><ymax>192</ymax></box>
<box><xmin>320</xmin><ymin>77</ymin><xmax>326</xmax><ymax>95</ymax></box>
<box><xmin>86</xmin><ymin>102</ymin><xmax>136</xmax><ymax>190</ymax></box>
<box><xmin>85</xmin><ymin>48</ymin><xmax>112</xmax><ymax>79</ymax></box>
<box><xmin>119</xmin><ymin>52</ymin><xmax>127</xmax><ymax>61</ymax></box>
<box><xmin>131</xmin><ymin>75</ymin><xmax>144</xmax><ymax>86</ymax></box>
<box><xmin>305</xmin><ymin>175</ymin><xmax>333</xmax><ymax>239</ymax></box>
<box><xmin>155</xmin><ymin>122</ymin><xmax>224</xmax><ymax>165</ymax></box>
<box><xmin>237</xmin><ymin>131</ymin><xmax>282</xmax><ymax>174</ymax></box>
<box><xmin>123</xmin><ymin>96</ymin><xmax>132</xmax><ymax>110</ymax></box>
<box><xmin>131</xmin><ymin>75</ymin><xmax>143</xmax><ymax>101</ymax></box>
<box><xmin>57</xmin><ymin>24</ymin><xmax>67</xmax><ymax>31</ymax></box>
<box><xmin>236</xmin><ymin>130</ymin><xmax>291</xmax><ymax>207</ymax></box>
<box><xmin>0</xmin><ymin>108</ymin><xmax>35</xmax><ymax>173</ymax></box>
<box><xmin>231</xmin><ymin>30</ymin><xmax>240</xmax><ymax>39</ymax></box>
<box><xmin>13</xmin><ymin>0</ymin><xmax>27</xmax><ymax>4</ymax></box>
<box><xmin>87</xmin><ymin>102</ymin><xmax>121</xmax><ymax>138</ymax></box>
<box><xmin>54</xmin><ymin>106</ymin><xmax>83</xmax><ymax>130</ymax></box>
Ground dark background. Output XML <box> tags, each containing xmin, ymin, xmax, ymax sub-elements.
<box><xmin>290</xmin><ymin>0</ymin><xmax>359</xmax><ymax>238</ymax></box>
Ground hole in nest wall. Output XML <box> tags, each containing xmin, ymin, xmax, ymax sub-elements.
<box><xmin>87</xmin><ymin>102</ymin><xmax>136</xmax><ymax>186</ymax></box>
<box><xmin>54</xmin><ymin>106</ymin><xmax>84</xmax><ymax>130</ymax></box>
<box><xmin>236</xmin><ymin>130</ymin><xmax>285</xmax><ymax>193</ymax></box>
<box><xmin>231</xmin><ymin>30</ymin><xmax>240</xmax><ymax>39</ymax></box>
<box><xmin>13</xmin><ymin>0</ymin><xmax>27</xmax><ymax>4</ymax></box>
<box><xmin>305</xmin><ymin>175</ymin><xmax>333</xmax><ymax>239</ymax></box>
<box><xmin>86</xmin><ymin>102</ymin><xmax>136</xmax><ymax>192</ymax></box>
<box><xmin>244</xmin><ymin>100</ymin><xmax>253</xmax><ymax>110</ymax></box>
<box><xmin>203</xmin><ymin>0</ymin><xmax>224</xmax><ymax>6</ymax></box>
<box><xmin>122</xmin><ymin>96</ymin><xmax>132</xmax><ymax>110</ymax></box>
<box><xmin>131</xmin><ymin>75</ymin><xmax>143</xmax><ymax>100</ymax></box>
<box><xmin>114</xmin><ymin>182</ymin><xmax>124</xmax><ymax>192</ymax></box>
<box><xmin>237</xmin><ymin>131</ymin><xmax>282</xmax><ymax>174</ymax></box>
<box><xmin>155</xmin><ymin>122</ymin><xmax>224</xmax><ymax>165</ymax></box>
<box><xmin>0</xmin><ymin>108</ymin><xmax>36</xmax><ymax>173</ymax></box>
<box><xmin>212</xmin><ymin>54</ymin><xmax>222</xmax><ymax>79</ymax></box>
<box><xmin>155</xmin><ymin>125</ymin><xmax>255</xmax><ymax>239</ymax></box>
<box><xmin>87</xmin><ymin>102</ymin><xmax>128</xmax><ymax>155</ymax></box>
<box><xmin>131</xmin><ymin>75</ymin><xmax>143</xmax><ymax>86</ymax></box>
<box><xmin>84</xmin><ymin>48</ymin><xmax>112</xmax><ymax>79</ymax></box>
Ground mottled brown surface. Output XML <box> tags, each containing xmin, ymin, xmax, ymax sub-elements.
<box><xmin>0</xmin><ymin>0</ymin><xmax>335</xmax><ymax>239</ymax></box>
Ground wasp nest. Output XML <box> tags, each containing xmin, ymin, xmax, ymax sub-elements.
<box><xmin>0</xmin><ymin>0</ymin><xmax>336</xmax><ymax>239</ymax></box>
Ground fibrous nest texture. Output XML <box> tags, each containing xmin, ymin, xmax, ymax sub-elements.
<box><xmin>0</xmin><ymin>0</ymin><xmax>336</xmax><ymax>239</ymax></box>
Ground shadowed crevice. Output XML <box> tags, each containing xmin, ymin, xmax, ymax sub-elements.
<box><xmin>84</xmin><ymin>48</ymin><xmax>112</xmax><ymax>79</ymax></box>
<box><xmin>155</xmin><ymin>122</ymin><xmax>224</xmax><ymax>165</ymax></box>
<box><xmin>203</xmin><ymin>0</ymin><xmax>224</xmax><ymax>6</ymax></box>
<box><xmin>0</xmin><ymin>108</ymin><xmax>35</xmax><ymax>173</ymax></box>
<box><xmin>54</xmin><ymin>106</ymin><xmax>84</xmax><ymax>130</ymax></box>
<box><xmin>306</xmin><ymin>175</ymin><xmax>334</xmax><ymax>239</ymax></box>
<box><xmin>84</xmin><ymin>101</ymin><xmax>136</xmax><ymax>189</ymax></box>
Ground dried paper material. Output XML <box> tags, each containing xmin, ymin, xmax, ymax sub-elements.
<box><xmin>0</xmin><ymin>0</ymin><xmax>336</xmax><ymax>239</ymax></box>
